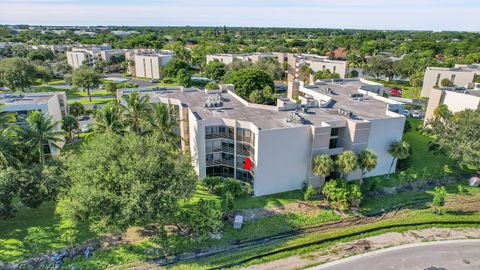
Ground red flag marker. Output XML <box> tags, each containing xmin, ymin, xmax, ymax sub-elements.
<box><xmin>243</xmin><ymin>157</ymin><xmax>252</xmax><ymax>170</ymax></box>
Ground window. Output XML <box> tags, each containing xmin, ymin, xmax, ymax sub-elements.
<box><xmin>333</xmin><ymin>66</ymin><xmax>336</xmax><ymax>73</ymax></box>
<box><xmin>330</xmin><ymin>128</ymin><xmax>339</xmax><ymax>136</ymax></box>
<box><xmin>329</xmin><ymin>138</ymin><xmax>338</xmax><ymax>149</ymax></box>
<box><xmin>435</xmin><ymin>74</ymin><xmax>441</xmax><ymax>86</ymax></box>
<box><xmin>451</xmin><ymin>74</ymin><xmax>456</xmax><ymax>84</ymax></box>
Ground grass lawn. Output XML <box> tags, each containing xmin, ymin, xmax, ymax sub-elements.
<box><xmin>367</xmin><ymin>78</ymin><xmax>419</xmax><ymax>99</ymax></box>
<box><xmin>67</xmin><ymin>97</ymin><xmax>116</xmax><ymax>105</ymax></box>
<box><xmin>0</xmin><ymin>202</ymin><xmax>97</xmax><ymax>263</ymax></box>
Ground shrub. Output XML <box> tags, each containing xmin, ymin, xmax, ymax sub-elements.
<box><xmin>222</xmin><ymin>178</ymin><xmax>244</xmax><ymax>198</ymax></box>
<box><xmin>221</xmin><ymin>192</ymin><xmax>235</xmax><ymax>214</ymax></box>
<box><xmin>203</xmin><ymin>176</ymin><xmax>222</xmax><ymax>192</ymax></box>
<box><xmin>431</xmin><ymin>186</ymin><xmax>447</xmax><ymax>214</ymax></box>
<box><xmin>205</xmin><ymin>82</ymin><xmax>219</xmax><ymax>90</ymax></box>
<box><xmin>178</xmin><ymin>199</ymin><xmax>223</xmax><ymax>241</ymax></box>
<box><xmin>304</xmin><ymin>185</ymin><xmax>316</xmax><ymax>201</ymax></box>
<box><xmin>162</xmin><ymin>77</ymin><xmax>177</xmax><ymax>84</ymax></box>
<box><xmin>457</xmin><ymin>184</ymin><xmax>466</xmax><ymax>195</ymax></box>
<box><xmin>322</xmin><ymin>179</ymin><xmax>362</xmax><ymax>211</ymax></box>
<box><xmin>347</xmin><ymin>183</ymin><xmax>362</xmax><ymax>208</ymax></box>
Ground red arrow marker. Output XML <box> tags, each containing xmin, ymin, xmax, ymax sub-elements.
<box><xmin>243</xmin><ymin>157</ymin><xmax>252</xmax><ymax>170</ymax></box>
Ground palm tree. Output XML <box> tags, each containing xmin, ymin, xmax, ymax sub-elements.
<box><xmin>299</xmin><ymin>64</ymin><xmax>313</xmax><ymax>84</ymax></box>
<box><xmin>335</xmin><ymin>151</ymin><xmax>358</xmax><ymax>179</ymax></box>
<box><xmin>122</xmin><ymin>91</ymin><xmax>150</xmax><ymax>134</ymax></box>
<box><xmin>312</xmin><ymin>154</ymin><xmax>334</xmax><ymax>183</ymax></box>
<box><xmin>0</xmin><ymin>104</ymin><xmax>19</xmax><ymax>168</ymax></box>
<box><xmin>22</xmin><ymin>111</ymin><xmax>64</xmax><ymax>166</ymax></box>
<box><xmin>69</xmin><ymin>102</ymin><xmax>85</xmax><ymax>139</ymax></box>
<box><xmin>357</xmin><ymin>149</ymin><xmax>378</xmax><ymax>183</ymax></box>
<box><xmin>63</xmin><ymin>115</ymin><xmax>78</xmax><ymax>143</ymax></box>
<box><xmin>94</xmin><ymin>103</ymin><xmax>125</xmax><ymax>134</ymax></box>
<box><xmin>387</xmin><ymin>140</ymin><xmax>410</xmax><ymax>178</ymax></box>
<box><xmin>146</xmin><ymin>103</ymin><xmax>179</xmax><ymax>143</ymax></box>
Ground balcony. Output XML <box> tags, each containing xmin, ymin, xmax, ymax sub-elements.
<box><xmin>206</xmin><ymin>159</ymin><xmax>235</xmax><ymax>167</ymax></box>
<box><xmin>206</xmin><ymin>133</ymin><xmax>234</xmax><ymax>140</ymax></box>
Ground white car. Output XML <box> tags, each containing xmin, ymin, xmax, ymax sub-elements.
<box><xmin>412</xmin><ymin>110</ymin><xmax>421</xmax><ymax>118</ymax></box>
<box><xmin>81</xmin><ymin>124</ymin><xmax>90</xmax><ymax>133</ymax></box>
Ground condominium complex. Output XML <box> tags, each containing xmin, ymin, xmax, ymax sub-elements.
<box><xmin>117</xmin><ymin>78</ymin><xmax>405</xmax><ymax>196</ymax></box>
<box><xmin>66</xmin><ymin>45</ymin><xmax>125</xmax><ymax>69</ymax></box>
<box><xmin>424</xmin><ymin>84</ymin><xmax>480</xmax><ymax>123</ymax></box>
<box><xmin>287</xmin><ymin>53</ymin><xmax>348</xmax><ymax>80</ymax></box>
<box><xmin>421</xmin><ymin>64</ymin><xmax>480</xmax><ymax>97</ymax></box>
<box><xmin>206</xmin><ymin>53</ymin><xmax>283</xmax><ymax>65</ymax></box>
<box><xmin>132</xmin><ymin>50</ymin><xmax>175</xmax><ymax>79</ymax></box>
<box><xmin>0</xmin><ymin>92</ymin><xmax>67</xmax><ymax>155</ymax></box>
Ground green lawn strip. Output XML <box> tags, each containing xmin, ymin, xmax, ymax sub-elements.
<box><xmin>234</xmin><ymin>190</ymin><xmax>304</xmax><ymax>210</ymax></box>
<box><xmin>170</xmin><ymin>210</ymin><xmax>480</xmax><ymax>269</ymax></box>
<box><xmin>366</xmin><ymin>78</ymin><xmax>418</xmax><ymax>99</ymax></box>
<box><xmin>37</xmin><ymin>80</ymin><xmax>66</xmax><ymax>86</ymax></box>
<box><xmin>0</xmin><ymin>202</ymin><xmax>97</xmax><ymax>263</ymax></box>
<box><xmin>67</xmin><ymin>98</ymin><xmax>116</xmax><ymax>105</ymax></box>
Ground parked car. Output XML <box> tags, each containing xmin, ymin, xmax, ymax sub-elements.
<box><xmin>81</xmin><ymin>124</ymin><xmax>90</xmax><ymax>133</ymax></box>
<box><xmin>412</xmin><ymin>110</ymin><xmax>421</xmax><ymax>118</ymax></box>
<box><xmin>390</xmin><ymin>88</ymin><xmax>402</xmax><ymax>96</ymax></box>
<box><xmin>150</xmin><ymin>79</ymin><xmax>159</xmax><ymax>83</ymax></box>
<box><xmin>402</xmin><ymin>110</ymin><xmax>410</xmax><ymax>117</ymax></box>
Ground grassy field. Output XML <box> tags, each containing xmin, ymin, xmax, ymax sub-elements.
<box><xmin>367</xmin><ymin>78</ymin><xmax>419</xmax><ymax>99</ymax></box>
<box><xmin>0</xmin><ymin>202</ymin><xmax>97</xmax><ymax>263</ymax></box>
<box><xmin>59</xmin><ymin>183</ymin><xmax>480</xmax><ymax>269</ymax></box>
<box><xmin>67</xmin><ymin>97</ymin><xmax>116</xmax><ymax>105</ymax></box>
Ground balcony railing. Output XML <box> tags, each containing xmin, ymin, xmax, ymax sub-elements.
<box><xmin>206</xmin><ymin>159</ymin><xmax>235</xmax><ymax>167</ymax></box>
<box><xmin>206</xmin><ymin>133</ymin><xmax>234</xmax><ymax>140</ymax></box>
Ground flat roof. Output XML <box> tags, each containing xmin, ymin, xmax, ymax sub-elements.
<box><xmin>0</xmin><ymin>93</ymin><xmax>55</xmax><ymax>106</ymax></box>
<box><xmin>119</xmin><ymin>79</ymin><xmax>400</xmax><ymax>130</ymax></box>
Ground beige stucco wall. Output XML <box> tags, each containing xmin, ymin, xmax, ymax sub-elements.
<box><xmin>421</xmin><ymin>68</ymin><xmax>475</xmax><ymax>97</ymax></box>
<box><xmin>66</xmin><ymin>51</ymin><xmax>87</xmax><ymax>69</ymax></box>
<box><xmin>443</xmin><ymin>91</ymin><xmax>480</xmax><ymax>113</ymax></box>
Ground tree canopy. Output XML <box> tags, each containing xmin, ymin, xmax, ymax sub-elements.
<box><xmin>224</xmin><ymin>68</ymin><xmax>274</xmax><ymax>100</ymax></box>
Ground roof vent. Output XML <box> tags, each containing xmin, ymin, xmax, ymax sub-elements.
<box><xmin>337</xmin><ymin>108</ymin><xmax>355</xmax><ymax>119</ymax></box>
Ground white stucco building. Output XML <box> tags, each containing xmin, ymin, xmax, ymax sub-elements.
<box><xmin>421</xmin><ymin>64</ymin><xmax>480</xmax><ymax>98</ymax></box>
<box><xmin>132</xmin><ymin>51</ymin><xmax>175</xmax><ymax>79</ymax></box>
<box><xmin>287</xmin><ymin>53</ymin><xmax>348</xmax><ymax>80</ymax></box>
<box><xmin>66</xmin><ymin>45</ymin><xmax>122</xmax><ymax>69</ymax></box>
<box><xmin>118</xmin><ymin>78</ymin><xmax>405</xmax><ymax>196</ymax></box>
<box><xmin>206</xmin><ymin>53</ymin><xmax>283</xmax><ymax>65</ymax></box>
<box><xmin>0</xmin><ymin>92</ymin><xmax>67</xmax><ymax>155</ymax></box>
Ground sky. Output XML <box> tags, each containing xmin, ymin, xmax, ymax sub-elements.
<box><xmin>0</xmin><ymin>0</ymin><xmax>479</xmax><ymax>31</ymax></box>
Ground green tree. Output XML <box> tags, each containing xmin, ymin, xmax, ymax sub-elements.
<box><xmin>431</xmin><ymin>186</ymin><xmax>447</xmax><ymax>214</ymax></box>
<box><xmin>93</xmin><ymin>103</ymin><xmax>125</xmax><ymax>134</ymax></box>
<box><xmin>312</xmin><ymin>154</ymin><xmax>334</xmax><ymax>183</ymax></box>
<box><xmin>72</xmin><ymin>66</ymin><xmax>101</xmax><ymax>102</ymax></box>
<box><xmin>433</xmin><ymin>104</ymin><xmax>452</xmax><ymax>120</ymax></box>
<box><xmin>122</xmin><ymin>91</ymin><xmax>150</xmax><ymax>134</ymax></box>
<box><xmin>255</xmin><ymin>57</ymin><xmax>284</xmax><ymax>80</ymax></box>
<box><xmin>58</xmin><ymin>133</ymin><xmax>197</xmax><ymax>233</ymax></box>
<box><xmin>304</xmin><ymin>185</ymin><xmax>316</xmax><ymax>201</ymax></box>
<box><xmin>357</xmin><ymin>149</ymin><xmax>378</xmax><ymax>182</ymax></box>
<box><xmin>145</xmin><ymin>103</ymin><xmax>179</xmax><ymax>143</ymax></box>
<box><xmin>24</xmin><ymin>227</ymin><xmax>50</xmax><ymax>254</ymax></box>
<box><xmin>0</xmin><ymin>105</ymin><xmax>19</xmax><ymax>168</ymax></box>
<box><xmin>224</xmin><ymin>68</ymin><xmax>274</xmax><ymax>99</ymax></box>
<box><xmin>52</xmin><ymin>61</ymin><xmax>72</xmax><ymax>77</ymax></box>
<box><xmin>0</xmin><ymin>57</ymin><xmax>36</xmax><ymax>91</ymax></box>
<box><xmin>363</xmin><ymin>56</ymin><xmax>394</xmax><ymax>80</ymax></box>
<box><xmin>425</xmin><ymin>109</ymin><xmax>480</xmax><ymax>170</ymax></box>
<box><xmin>205</xmin><ymin>82</ymin><xmax>219</xmax><ymax>90</ymax></box>
<box><xmin>161</xmin><ymin>57</ymin><xmax>189</xmax><ymax>78</ymax></box>
<box><xmin>177</xmin><ymin>199</ymin><xmax>223</xmax><ymax>241</ymax></box>
<box><xmin>176</xmin><ymin>68</ymin><xmax>191</xmax><ymax>87</ymax></box>
<box><xmin>440</xmin><ymin>78</ymin><xmax>453</xmax><ymax>87</ymax></box>
<box><xmin>105</xmin><ymin>81</ymin><xmax>118</xmax><ymax>94</ymax></box>
<box><xmin>335</xmin><ymin>151</ymin><xmax>358</xmax><ymax>178</ymax></box>
<box><xmin>21</xmin><ymin>111</ymin><xmax>64</xmax><ymax>166</ymax></box>
<box><xmin>387</xmin><ymin>140</ymin><xmax>410</xmax><ymax>178</ymax></box>
<box><xmin>204</xmin><ymin>60</ymin><xmax>226</xmax><ymax>81</ymax></box>
<box><xmin>221</xmin><ymin>191</ymin><xmax>235</xmax><ymax>215</ymax></box>
<box><xmin>62</xmin><ymin>115</ymin><xmax>78</xmax><ymax>143</ymax></box>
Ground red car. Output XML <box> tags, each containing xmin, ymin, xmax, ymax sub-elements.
<box><xmin>390</xmin><ymin>88</ymin><xmax>402</xmax><ymax>96</ymax></box>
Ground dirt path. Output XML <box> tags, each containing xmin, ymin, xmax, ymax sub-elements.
<box><xmin>241</xmin><ymin>227</ymin><xmax>480</xmax><ymax>270</ymax></box>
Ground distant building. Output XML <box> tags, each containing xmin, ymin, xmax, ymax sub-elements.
<box><xmin>111</xmin><ymin>30</ymin><xmax>140</xmax><ymax>37</ymax></box>
<box><xmin>424</xmin><ymin>85</ymin><xmax>480</xmax><ymax>123</ymax></box>
<box><xmin>325</xmin><ymin>47</ymin><xmax>347</xmax><ymax>60</ymax></box>
<box><xmin>206</xmin><ymin>52</ymin><xmax>283</xmax><ymax>65</ymax></box>
<box><xmin>66</xmin><ymin>45</ymin><xmax>123</xmax><ymax>69</ymax></box>
<box><xmin>117</xmin><ymin>78</ymin><xmax>405</xmax><ymax>196</ymax></box>
<box><xmin>132</xmin><ymin>51</ymin><xmax>175</xmax><ymax>79</ymax></box>
<box><xmin>0</xmin><ymin>92</ymin><xmax>67</xmax><ymax>155</ymax></box>
<box><xmin>421</xmin><ymin>64</ymin><xmax>480</xmax><ymax>98</ymax></box>
<box><xmin>287</xmin><ymin>53</ymin><xmax>348</xmax><ymax>80</ymax></box>
<box><xmin>74</xmin><ymin>30</ymin><xmax>96</xmax><ymax>37</ymax></box>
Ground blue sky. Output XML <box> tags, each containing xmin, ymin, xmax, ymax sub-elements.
<box><xmin>0</xmin><ymin>0</ymin><xmax>479</xmax><ymax>31</ymax></box>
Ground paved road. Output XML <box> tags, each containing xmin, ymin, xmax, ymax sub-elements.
<box><xmin>309</xmin><ymin>240</ymin><xmax>480</xmax><ymax>270</ymax></box>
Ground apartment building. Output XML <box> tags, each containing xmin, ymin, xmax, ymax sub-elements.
<box><xmin>424</xmin><ymin>85</ymin><xmax>480</xmax><ymax>123</ymax></box>
<box><xmin>66</xmin><ymin>45</ymin><xmax>117</xmax><ymax>69</ymax></box>
<box><xmin>0</xmin><ymin>92</ymin><xmax>67</xmax><ymax>155</ymax></box>
<box><xmin>132</xmin><ymin>50</ymin><xmax>175</xmax><ymax>79</ymax></box>
<box><xmin>421</xmin><ymin>64</ymin><xmax>480</xmax><ymax>98</ymax></box>
<box><xmin>117</xmin><ymin>78</ymin><xmax>405</xmax><ymax>196</ymax></box>
<box><xmin>206</xmin><ymin>53</ymin><xmax>283</xmax><ymax>65</ymax></box>
<box><xmin>287</xmin><ymin>53</ymin><xmax>348</xmax><ymax>81</ymax></box>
